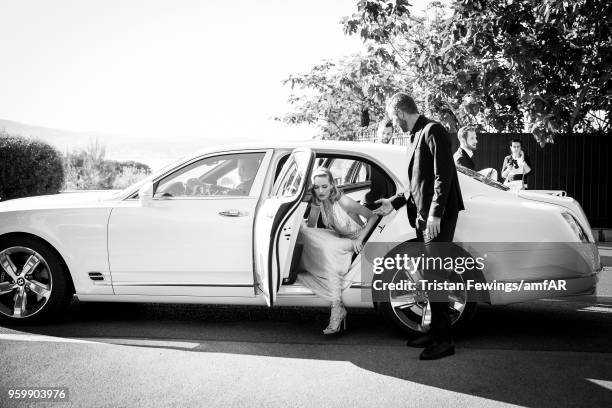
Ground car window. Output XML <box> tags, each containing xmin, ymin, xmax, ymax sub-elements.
<box><xmin>154</xmin><ymin>152</ymin><xmax>264</xmax><ymax>198</ymax></box>
<box><xmin>328</xmin><ymin>158</ymin><xmax>370</xmax><ymax>187</ymax></box>
<box><xmin>314</xmin><ymin>155</ymin><xmax>396</xmax><ymax>208</ymax></box>
<box><xmin>354</xmin><ymin>162</ymin><xmax>368</xmax><ymax>183</ymax></box>
<box><xmin>274</xmin><ymin>160</ymin><xmax>304</xmax><ymax>198</ymax></box>
<box><xmin>273</xmin><ymin>151</ymin><xmax>309</xmax><ymax>198</ymax></box>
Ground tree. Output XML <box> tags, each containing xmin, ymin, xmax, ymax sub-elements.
<box><xmin>342</xmin><ymin>0</ymin><xmax>612</xmax><ymax>144</ymax></box>
<box><xmin>277</xmin><ymin>55</ymin><xmax>409</xmax><ymax>139</ymax></box>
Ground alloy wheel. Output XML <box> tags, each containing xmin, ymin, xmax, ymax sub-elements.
<box><xmin>388</xmin><ymin>268</ymin><xmax>467</xmax><ymax>333</ymax></box>
<box><xmin>0</xmin><ymin>246</ymin><xmax>53</xmax><ymax>319</ymax></box>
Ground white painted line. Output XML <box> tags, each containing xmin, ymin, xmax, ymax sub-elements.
<box><xmin>76</xmin><ymin>338</ymin><xmax>200</xmax><ymax>349</ymax></box>
<box><xmin>0</xmin><ymin>333</ymin><xmax>97</xmax><ymax>343</ymax></box>
<box><xmin>586</xmin><ymin>378</ymin><xmax>612</xmax><ymax>391</ymax></box>
<box><xmin>0</xmin><ymin>333</ymin><xmax>199</xmax><ymax>349</ymax></box>
<box><xmin>577</xmin><ymin>306</ymin><xmax>612</xmax><ymax>313</ymax></box>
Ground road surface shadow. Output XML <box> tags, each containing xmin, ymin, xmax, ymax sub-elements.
<box><xmin>3</xmin><ymin>299</ymin><xmax>612</xmax><ymax>407</ymax></box>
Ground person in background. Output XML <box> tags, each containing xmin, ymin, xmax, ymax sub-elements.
<box><xmin>453</xmin><ymin>125</ymin><xmax>478</xmax><ymax>170</ymax></box>
<box><xmin>501</xmin><ymin>139</ymin><xmax>531</xmax><ymax>190</ymax></box>
<box><xmin>376</xmin><ymin>119</ymin><xmax>394</xmax><ymax>143</ymax></box>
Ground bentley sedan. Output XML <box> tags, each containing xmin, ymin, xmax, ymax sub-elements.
<box><xmin>0</xmin><ymin>141</ymin><xmax>602</xmax><ymax>334</ymax></box>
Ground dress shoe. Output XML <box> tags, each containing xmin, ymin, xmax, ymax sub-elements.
<box><xmin>419</xmin><ymin>341</ymin><xmax>455</xmax><ymax>360</ymax></box>
<box><xmin>406</xmin><ymin>334</ymin><xmax>435</xmax><ymax>348</ymax></box>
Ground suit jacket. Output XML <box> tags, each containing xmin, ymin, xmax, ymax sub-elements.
<box><xmin>391</xmin><ymin>115</ymin><xmax>465</xmax><ymax>227</ymax></box>
<box><xmin>364</xmin><ymin>166</ymin><xmax>395</xmax><ymax>209</ymax></box>
<box><xmin>453</xmin><ymin>147</ymin><xmax>475</xmax><ymax>170</ymax></box>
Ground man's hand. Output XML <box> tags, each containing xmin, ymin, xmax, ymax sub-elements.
<box><xmin>373</xmin><ymin>198</ymin><xmax>393</xmax><ymax>216</ymax></box>
<box><xmin>425</xmin><ymin>215</ymin><xmax>441</xmax><ymax>239</ymax></box>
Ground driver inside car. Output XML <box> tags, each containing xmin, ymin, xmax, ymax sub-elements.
<box><xmin>181</xmin><ymin>156</ymin><xmax>261</xmax><ymax>197</ymax></box>
<box><xmin>227</xmin><ymin>157</ymin><xmax>261</xmax><ymax>196</ymax></box>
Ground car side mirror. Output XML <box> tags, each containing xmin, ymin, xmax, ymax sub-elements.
<box><xmin>138</xmin><ymin>182</ymin><xmax>154</xmax><ymax>206</ymax></box>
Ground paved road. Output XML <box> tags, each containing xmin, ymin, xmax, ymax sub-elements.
<box><xmin>1</xmin><ymin>251</ymin><xmax>611</xmax><ymax>408</ymax></box>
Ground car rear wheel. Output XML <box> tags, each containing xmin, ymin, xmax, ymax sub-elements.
<box><xmin>376</xmin><ymin>263</ymin><xmax>478</xmax><ymax>337</ymax></box>
<box><xmin>0</xmin><ymin>237</ymin><xmax>72</xmax><ymax>324</ymax></box>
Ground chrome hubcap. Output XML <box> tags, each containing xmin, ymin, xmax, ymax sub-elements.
<box><xmin>388</xmin><ymin>267</ymin><xmax>467</xmax><ymax>333</ymax></box>
<box><xmin>0</xmin><ymin>247</ymin><xmax>52</xmax><ymax>319</ymax></box>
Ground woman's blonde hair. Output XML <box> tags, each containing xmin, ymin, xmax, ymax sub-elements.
<box><xmin>309</xmin><ymin>167</ymin><xmax>342</xmax><ymax>205</ymax></box>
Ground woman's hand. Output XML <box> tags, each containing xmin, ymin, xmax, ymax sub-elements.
<box><xmin>352</xmin><ymin>238</ymin><xmax>364</xmax><ymax>254</ymax></box>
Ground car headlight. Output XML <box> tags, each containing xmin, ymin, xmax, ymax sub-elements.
<box><xmin>561</xmin><ymin>212</ymin><xmax>589</xmax><ymax>242</ymax></box>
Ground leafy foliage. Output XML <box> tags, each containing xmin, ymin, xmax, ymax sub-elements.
<box><xmin>280</xmin><ymin>0</ymin><xmax>611</xmax><ymax>144</ymax></box>
<box><xmin>0</xmin><ymin>130</ymin><xmax>65</xmax><ymax>200</ymax></box>
<box><xmin>342</xmin><ymin>0</ymin><xmax>612</xmax><ymax>144</ymax></box>
<box><xmin>277</xmin><ymin>55</ymin><xmax>409</xmax><ymax>139</ymax></box>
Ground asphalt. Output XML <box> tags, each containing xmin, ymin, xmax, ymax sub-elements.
<box><xmin>0</xmin><ymin>249</ymin><xmax>611</xmax><ymax>408</ymax></box>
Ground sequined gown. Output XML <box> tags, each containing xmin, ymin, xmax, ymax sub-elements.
<box><xmin>296</xmin><ymin>200</ymin><xmax>364</xmax><ymax>302</ymax></box>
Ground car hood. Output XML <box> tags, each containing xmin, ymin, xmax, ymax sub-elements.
<box><xmin>0</xmin><ymin>190</ymin><xmax>121</xmax><ymax>212</ymax></box>
<box><xmin>518</xmin><ymin>190</ymin><xmax>594</xmax><ymax>241</ymax></box>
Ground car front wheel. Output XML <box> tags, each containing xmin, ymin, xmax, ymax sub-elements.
<box><xmin>0</xmin><ymin>237</ymin><xmax>72</xmax><ymax>324</ymax></box>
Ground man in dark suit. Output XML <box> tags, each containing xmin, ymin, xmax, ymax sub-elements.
<box><xmin>374</xmin><ymin>92</ymin><xmax>464</xmax><ymax>360</ymax></box>
<box><xmin>453</xmin><ymin>125</ymin><xmax>478</xmax><ymax>170</ymax></box>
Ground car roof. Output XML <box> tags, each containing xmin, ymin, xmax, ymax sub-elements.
<box><xmin>191</xmin><ymin>139</ymin><xmax>407</xmax><ymax>157</ymax></box>
<box><xmin>119</xmin><ymin>138</ymin><xmax>500</xmax><ymax>200</ymax></box>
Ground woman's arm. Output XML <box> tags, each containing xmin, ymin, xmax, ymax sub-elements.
<box><xmin>520</xmin><ymin>153</ymin><xmax>531</xmax><ymax>174</ymax></box>
<box><xmin>501</xmin><ymin>157</ymin><xmax>511</xmax><ymax>179</ymax></box>
<box><xmin>339</xmin><ymin>195</ymin><xmax>379</xmax><ymax>250</ymax></box>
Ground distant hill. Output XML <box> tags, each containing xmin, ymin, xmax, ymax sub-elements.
<box><xmin>0</xmin><ymin>118</ymin><xmax>126</xmax><ymax>151</ymax></box>
<box><xmin>0</xmin><ymin>118</ymin><xmax>316</xmax><ymax>170</ymax></box>
<box><xmin>0</xmin><ymin>119</ymin><xmax>218</xmax><ymax>170</ymax></box>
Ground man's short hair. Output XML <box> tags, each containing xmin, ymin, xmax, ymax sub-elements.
<box><xmin>387</xmin><ymin>92</ymin><xmax>419</xmax><ymax>115</ymax></box>
<box><xmin>457</xmin><ymin>125</ymin><xmax>477</xmax><ymax>143</ymax></box>
<box><xmin>511</xmin><ymin>138</ymin><xmax>522</xmax><ymax>146</ymax></box>
<box><xmin>377</xmin><ymin>118</ymin><xmax>393</xmax><ymax>133</ymax></box>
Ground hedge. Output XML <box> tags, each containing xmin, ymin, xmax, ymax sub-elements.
<box><xmin>0</xmin><ymin>134</ymin><xmax>65</xmax><ymax>201</ymax></box>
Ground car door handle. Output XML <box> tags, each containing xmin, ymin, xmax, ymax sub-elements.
<box><xmin>219</xmin><ymin>209</ymin><xmax>248</xmax><ymax>217</ymax></box>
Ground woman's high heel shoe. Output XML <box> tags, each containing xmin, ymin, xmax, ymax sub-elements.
<box><xmin>323</xmin><ymin>301</ymin><xmax>347</xmax><ymax>335</ymax></box>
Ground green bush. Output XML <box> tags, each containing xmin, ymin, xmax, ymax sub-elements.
<box><xmin>0</xmin><ymin>132</ymin><xmax>65</xmax><ymax>201</ymax></box>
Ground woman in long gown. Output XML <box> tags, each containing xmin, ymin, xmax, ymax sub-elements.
<box><xmin>297</xmin><ymin>167</ymin><xmax>378</xmax><ymax>334</ymax></box>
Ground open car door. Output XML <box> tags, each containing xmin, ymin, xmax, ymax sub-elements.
<box><xmin>254</xmin><ymin>148</ymin><xmax>314</xmax><ymax>306</ymax></box>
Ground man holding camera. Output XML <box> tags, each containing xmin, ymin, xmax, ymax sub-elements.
<box><xmin>501</xmin><ymin>139</ymin><xmax>532</xmax><ymax>191</ymax></box>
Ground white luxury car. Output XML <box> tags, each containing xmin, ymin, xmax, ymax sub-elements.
<box><xmin>0</xmin><ymin>141</ymin><xmax>602</xmax><ymax>334</ymax></box>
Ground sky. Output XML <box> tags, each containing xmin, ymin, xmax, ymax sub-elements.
<box><xmin>0</xmin><ymin>0</ymin><xmax>432</xmax><ymax>165</ymax></box>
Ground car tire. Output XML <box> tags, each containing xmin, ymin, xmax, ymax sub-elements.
<box><xmin>0</xmin><ymin>236</ymin><xmax>73</xmax><ymax>325</ymax></box>
<box><xmin>371</xmin><ymin>241</ymin><xmax>482</xmax><ymax>337</ymax></box>
<box><xmin>378</xmin><ymin>298</ymin><xmax>478</xmax><ymax>337</ymax></box>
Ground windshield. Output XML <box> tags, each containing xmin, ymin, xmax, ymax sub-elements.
<box><xmin>456</xmin><ymin>165</ymin><xmax>509</xmax><ymax>191</ymax></box>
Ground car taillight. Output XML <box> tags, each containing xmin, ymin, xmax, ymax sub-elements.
<box><xmin>562</xmin><ymin>212</ymin><xmax>589</xmax><ymax>242</ymax></box>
